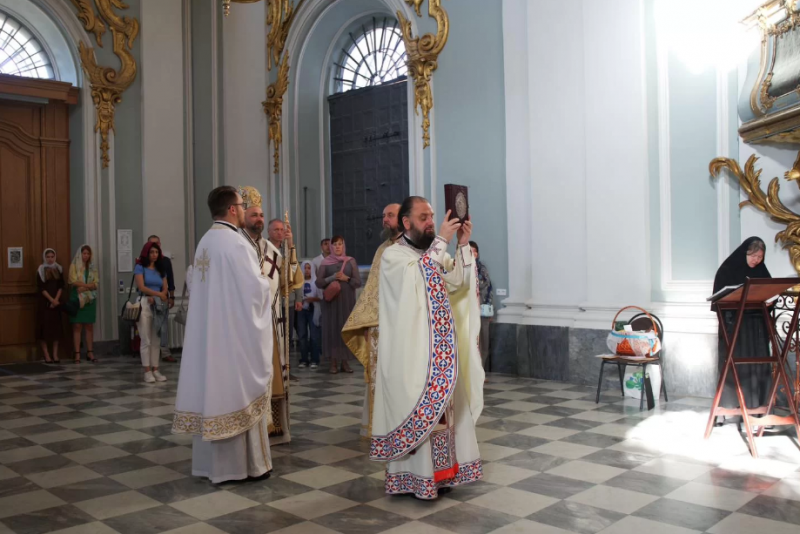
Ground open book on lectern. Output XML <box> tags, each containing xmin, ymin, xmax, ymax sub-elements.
<box><xmin>706</xmin><ymin>284</ymin><xmax>743</xmax><ymax>302</ymax></box>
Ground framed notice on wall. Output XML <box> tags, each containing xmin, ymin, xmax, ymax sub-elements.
<box><xmin>7</xmin><ymin>247</ymin><xmax>22</xmax><ymax>269</ymax></box>
<box><xmin>117</xmin><ymin>229</ymin><xmax>133</xmax><ymax>273</ymax></box>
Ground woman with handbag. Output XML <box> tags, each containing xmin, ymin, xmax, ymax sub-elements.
<box><xmin>69</xmin><ymin>245</ymin><xmax>99</xmax><ymax>363</ymax></box>
<box><xmin>134</xmin><ymin>242</ymin><xmax>170</xmax><ymax>383</ymax></box>
<box><xmin>316</xmin><ymin>236</ymin><xmax>362</xmax><ymax>374</ymax></box>
<box><xmin>36</xmin><ymin>248</ymin><xmax>64</xmax><ymax>364</ymax></box>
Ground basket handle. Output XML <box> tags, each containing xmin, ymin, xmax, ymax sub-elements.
<box><xmin>611</xmin><ymin>306</ymin><xmax>659</xmax><ymax>335</ymax></box>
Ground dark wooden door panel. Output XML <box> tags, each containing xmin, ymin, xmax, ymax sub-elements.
<box><xmin>0</xmin><ymin>94</ymin><xmax>71</xmax><ymax>363</ymax></box>
<box><xmin>328</xmin><ymin>79</ymin><xmax>409</xmax><ymax>265</ymax></box>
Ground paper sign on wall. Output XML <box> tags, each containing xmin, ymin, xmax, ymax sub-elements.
<box><xmin>8</xmin><ymin>247</ymin><xmax>22</xmax><ymax>269</ymax></box>
<box><xmin>117</xmin><ymin>229</ymin><xmax>133</xmax><ymax>273</ymax></box>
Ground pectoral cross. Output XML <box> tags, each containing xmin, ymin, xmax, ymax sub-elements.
<box><xmin>196</xmin><ymin>249</ymin><xmax>210</xmax><ymax>282</ymax></box>
<box><xmin>265</xmin><ymin>251</ymin><xmax>280</xmax><ymax>279</ymax></box>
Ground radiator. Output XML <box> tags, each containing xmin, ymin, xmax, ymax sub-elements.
<box><xmin>166</xmin><ymin>309</ymin><xmax>185</xmax><ymax>349</ymax></box>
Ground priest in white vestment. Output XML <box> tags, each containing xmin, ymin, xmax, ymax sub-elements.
<box><xmin>172</xmin><ymin>186</ymin><xmax>274</xmax><ymax>483</ymax></box>
<box><xmin>238</xmin><ymin>186</ymin><xmax>303</xmax><ymax>446</ymax></box>
<box><xmin>371</xmin><ymin>196</ymin><xmax>484</xmax><ymax>500</ymax></box>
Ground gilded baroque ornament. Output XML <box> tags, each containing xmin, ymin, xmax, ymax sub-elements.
<box><xmin>71</xmin><ymin>0</ymin><xmax>139</xmax><ymax>168</ymax></box>
<box><xmin>710</xmin><ymin>153</ymin><xmax>800</xmax><ymax>275</ymax></box>
<box><xmin>267</xmin><ymin>0</ymin><xmax>305</xmax><ymax>71</ymax></box>
<box><xmin>398</xmin><ymin>0</ymin><xmax>449</xmax><ymax>148</ymax></box>
<box><xmin>260</xmin><ymin>0</ymin><xmax>303</xmax><ymax>174</ymax></box>
<box><xmin>262</xmin><ymin>54</ymin><xmax>290</xmax><ymax>175</ymax></box>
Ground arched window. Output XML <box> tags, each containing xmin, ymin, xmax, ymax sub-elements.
<box><xmin>334</xmin><ymin>17</ymin><xmax>407</xmax><ymax>94</ymax></box>
<box><xmin>0</xmin><ymin>10</ymin><xmax>55</xmax><ymax>79</ymax></box>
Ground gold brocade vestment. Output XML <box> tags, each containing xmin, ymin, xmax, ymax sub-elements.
<box><xmin>341</xmin><ymin>238</ymin><xmax>394</xmax><ymax>437</ymax></box>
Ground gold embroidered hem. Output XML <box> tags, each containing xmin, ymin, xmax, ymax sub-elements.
<box><xmin>172</xmin><ymin>390</ymin><xmax>270</xmax><ymax>441</ymax></box>
<box><xmin>360</xmin><ymin>326</ymin><xmax>379</xmax><ymax>438</ymax></box>
<box><xmin>342</xmin><ymin>239</ymin><xmax>392</xmax><ymax>369</ymax></box>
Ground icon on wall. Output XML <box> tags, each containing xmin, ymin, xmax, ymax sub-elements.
<box><xmin>8</xmin><ymin>247</ymin><xmax>22</xmax><ymax>269</ymax></box>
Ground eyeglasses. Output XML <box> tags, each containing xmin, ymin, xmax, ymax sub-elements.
<box><xmin>231</xmin><ymin>203</ymin><xmax>245</xmax><ymax>209</ymax></box>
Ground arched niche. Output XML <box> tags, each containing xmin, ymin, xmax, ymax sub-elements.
<box><xmin>276</xmin><ymin>0</ymin><xmax>430</xmax><ymax>256</ymax></box>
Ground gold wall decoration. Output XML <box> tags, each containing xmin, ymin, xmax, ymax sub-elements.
<box><xmin>267</xmin><ymin>0</ymin><xmax>305</xmax><ymax>71</ymax></box>
<box><xmin>262</xmin><ymin>54</ymin><xmax>290</xmax><ymax>175</ymax></box>
<box><xmin>71</xmin><ymin>0</ymin><xmax>139</xmax><ymax>168</ymax></box>
<box><xmin>740</xmin><ymin>0</ymin><xmax>800</xmax><ymax>142</ymax></box>
<box><xmin>710</xmin><ymin>153</ymin><xmax>800</xmax><ymax>275</ymax></box>
<box><xmin>261</xmin><ymin>0</ymin><xmax>303</xmax><ymax>174</ymax></box>
<box><xmin>398</xmin><ymin>0</ymin><xmax>449</xmax><ymax>149</ymax></box>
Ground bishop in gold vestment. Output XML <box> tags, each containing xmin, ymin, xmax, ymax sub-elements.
<box><xmin>239</xmin><ymin>186</ymin><xmax>304</xmax><ymax>445</ymax></box>
<box><xmin>342</xmin><ymin>204</ymin><xmax>401</xmax><ymax>438</ymax></box>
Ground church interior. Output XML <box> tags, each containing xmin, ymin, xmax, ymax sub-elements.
<box><xmin>4</xmin><ymin>0</ymin><xmax>800</xmax><ymax>532</ymax></box>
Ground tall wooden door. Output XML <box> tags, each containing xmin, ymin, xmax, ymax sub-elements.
<box><xmin>0</xmin><ymin>75</ymin><xmax>73</xmax><ymax>364</ymax></box>
<box><xmin>328</xmin><ymin>78</ymin><xmax>409</xmax><ymax>265</ymax></box>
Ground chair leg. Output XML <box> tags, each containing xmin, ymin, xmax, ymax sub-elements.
<box><xmin>640</xmin><ymin>364</ymin><xmax>647</xmax><ymax>411</ymax></box>
<box><xmin>659</xmin><ymin>361</ymin><xmax>668</xmax><ymax>402</ymax></box>
<box><xmin>596</xmin><ymin>361</ymin><xmax>606</xmax><ymax>403</ymax></box>
<box><xmin>618</xmin><ymin>364</ymin><xmax>626</xmax><ymax>397</ymax></box>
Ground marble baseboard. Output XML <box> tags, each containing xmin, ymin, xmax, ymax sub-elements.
<box><xmin>490</xmin><ymin>324</ymin><xmax>720</xmax><ymax>398</ymax></box>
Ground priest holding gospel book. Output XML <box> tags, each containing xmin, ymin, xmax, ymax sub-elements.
<box><xmin>370</xmin><ymin>195</ymin><xmax>484</xmax><ymax>499</ymax></box>
<box><xmin>711</xmin><ymin>237</ymin><xmax>772</xmax><ymax>428</ymax></box>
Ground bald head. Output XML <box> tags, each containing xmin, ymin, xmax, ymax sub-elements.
<box><xmin>382</xmin><ymin>203</ymin><xmax>401</xmax><ymax>240</ymax></box>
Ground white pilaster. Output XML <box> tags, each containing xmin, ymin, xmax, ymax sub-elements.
<box><xmin>141</xmin><ymin>0</ymin><xmax>186</xmax><ymax>287</ymax></box>
<box><xmin>222</xmin><ymin>2</ymin><xmax>269</xmax><ymax>197</ymax></box>
<box><xmin>527</xmin><ymin>0</ymin><xmax>587</xmax><ymax>308</ymax></box>
<box><xmin>498</xmin><ymin>0</ymin><xmax>532</xmax><ymax>323</ymax></box>
<box><xmin>581</xmin><ymin>0</ymin><xmax>650</xmax><ymax>309</ymax></box>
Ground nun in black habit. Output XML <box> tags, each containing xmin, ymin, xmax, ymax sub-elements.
<box><xmin>712</xmin><ymin>237</ymin><xmax>772</xmax><ymax>416</ymax></box>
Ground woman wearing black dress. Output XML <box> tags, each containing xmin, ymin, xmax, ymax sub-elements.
<box><xmin>712</xmin><ymin>237</ymin><xmax>771</xmax><ymax>424</ymax></box>
<box><xmin>36</xmin><ymin>248</ymin><xmax>64</xmax><ymax>363</ymax></box>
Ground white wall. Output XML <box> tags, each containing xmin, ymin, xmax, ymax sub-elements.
<box><xmin>501</xmin><ymin>0</ymin><xmax>651</xmax><ymax>327</ymax></box>
<box><xmin>499</xmin><ymin>0</ymin><xmax>756</xmax><ymax>335</ymax></box>
<box><xmin>221</xmin><ymin>1</ymin><xmax>270</xmax><ymax>198</ymax></box>
<box><xmin>141</xmin><ymin>0</ymin><xmax>186</xmax><ymax>288</ymax></box>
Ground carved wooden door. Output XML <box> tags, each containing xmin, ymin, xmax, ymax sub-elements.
<box><xmin>328</xmin><ymin>79</ymin><xmax>409</xmax><ymax>265</ymax></box>
<box><xmin>0</xmin><ymin>81</ymin><xmax>72</xmax><ymax>364</ymax></box>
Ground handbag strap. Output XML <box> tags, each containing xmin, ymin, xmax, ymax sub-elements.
<box><xmin>126</xmin><ymin>273</ymin><xmax>137</xmax><ymax>303</ymax></box>
<box><xmin>121</xmin><ymin>272</ymin><xmax>137</xmax><ymax>315</ymax></box>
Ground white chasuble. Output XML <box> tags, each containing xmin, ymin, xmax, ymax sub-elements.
<box><xmin>371</xmin><ymin>236</ymin><xmax>484</xmax><ymax>499</ymax></box>
<box><xmin>247</xmin><ymin>235</ymin><xmax>302</xmax><ymax>445</ymax></box>
<box><xmin>173</xmin><ymin>221</ymin><xmax>274</xmax><ymax>483</ymax></box>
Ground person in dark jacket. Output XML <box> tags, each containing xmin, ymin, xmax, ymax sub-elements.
<box><xmin>148</xmin><ymin>236</ymin><xmax>176</xmax><ymax>362</ymax></box>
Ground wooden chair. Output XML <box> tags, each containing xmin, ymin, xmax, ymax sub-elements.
<box><xmin>595</xmin><ymin>312</ymin><xmax>668</xmax><ymax>410</ymax></box>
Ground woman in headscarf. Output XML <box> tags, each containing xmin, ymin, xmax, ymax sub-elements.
<box><xmin>297</xmin><ymin>260</ymin><xmax>322</xmax><ymax>369</ymax></box>
<box><xmin>712</xmin><ymin>237</ymin><xmax>771</xmax><ymax>424</ymax></box>
<box><xmin>316</xmin><ymin>236</ymin><xmax>362</xmax><ymax>373</ymax></box>
<box><xmin>36</xmin><ymin>248</ymin><xmax>64</xmax><ymax>363</ymax></box>
<box><xmin>69</xmin><ymin>244</ymin><xmax>99</xmax><ymax>363</ymax></box>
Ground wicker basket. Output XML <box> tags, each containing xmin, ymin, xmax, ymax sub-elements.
<box><xmin>606</xmin><ymin>306</ymin><xmax>660</xmax><ymax>357</ymax></box>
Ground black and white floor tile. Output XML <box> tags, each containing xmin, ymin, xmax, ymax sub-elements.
<box><xmin>0</xmin><ymin>355</ymin><xmax>799</xmax><ymax>533</ymax></box>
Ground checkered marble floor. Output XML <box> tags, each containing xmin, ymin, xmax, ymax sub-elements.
<box><xmin>1</xmin><ymin>357</ymin><xmax>800</xmax><ymax>534</ymax></box>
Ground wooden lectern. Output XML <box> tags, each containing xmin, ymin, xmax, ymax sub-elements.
<box><xmin>705</xmin><ymin>277</ymin><xmax>800</xmax><ymax>458</ymax></box>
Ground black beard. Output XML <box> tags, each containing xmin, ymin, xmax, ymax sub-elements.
<box><xmin>246</xmin><ymin>224</ymin><xmax>263</xmax><ymax>237</ymax></box>
<box><xmin>408</xmin><ymin>227</ymin><xmax>435</xmax><ymax>250</ymax></box>
<box><xmin>380</xmin><ymin>226</ymin><xmax>399</xmax><ymax>241</ymax></box>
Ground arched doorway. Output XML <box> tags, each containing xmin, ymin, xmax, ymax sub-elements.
<box><xmin>327</xmin><ymin>16</ymin><xmax>409</xmax><ymax>264</ymax></box>
<box><xmin>0</xmin><ymin>7</ymin><xmax>76</xmax><ymax>363</ymax></box>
